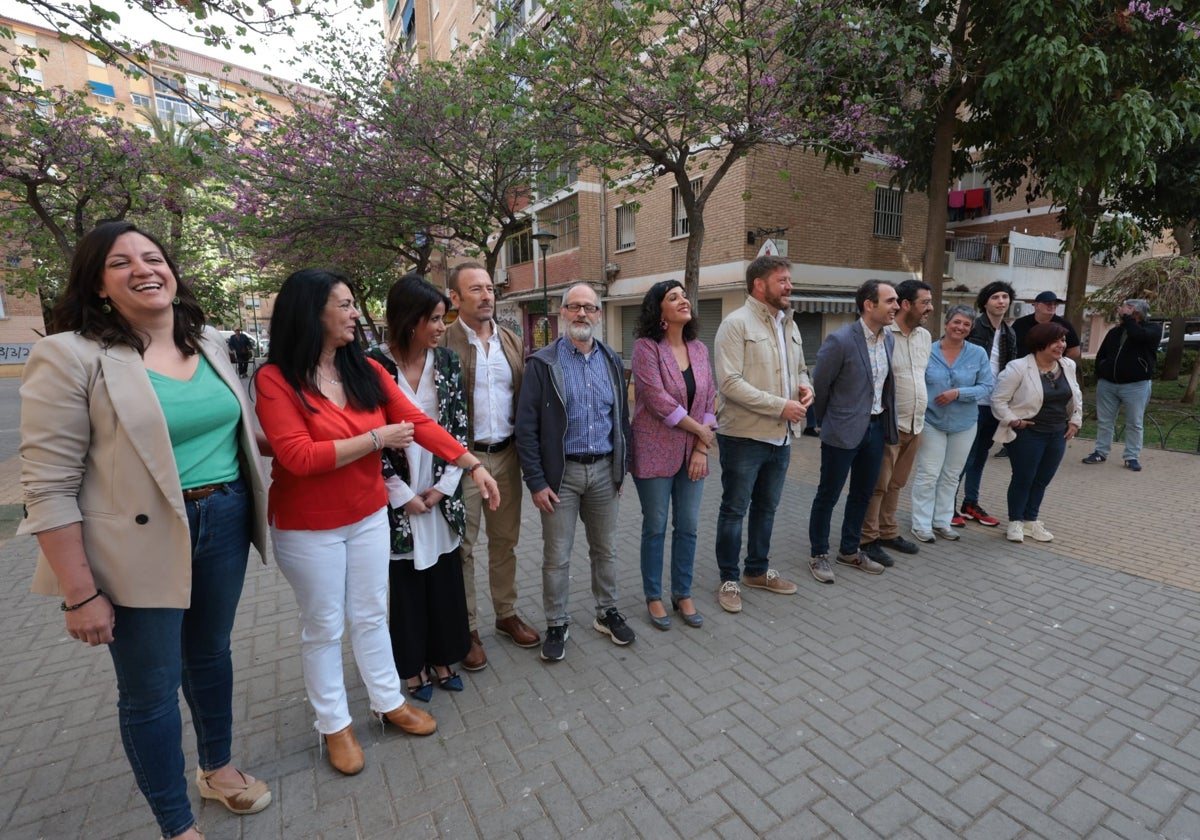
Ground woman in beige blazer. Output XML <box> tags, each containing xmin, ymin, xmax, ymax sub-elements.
<box><xmin>990</xmin><ymin>321</ymin><xmax>1083</xmax><ymax>545</ymax></box>
<box><xmin>19</xmin><ymin>222</ymin><xmax>271</xmax><ymax>840</ymax></box>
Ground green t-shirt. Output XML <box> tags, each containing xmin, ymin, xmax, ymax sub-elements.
<box><xmin>148</xmin><ymin>355</ymin><xmax>242</xmax><ymax>489</ymax></box>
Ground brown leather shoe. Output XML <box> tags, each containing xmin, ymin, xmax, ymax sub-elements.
<box><xmin>378</xmin><ymin>702</ymin><xmax>437</xmax><ymax>736</ymax></box>
<box><xmin>495</xmin><ymin>615</ymin><xmax>541</xmax><ymax>648</ymax></box>
<box><xmin>462</xmin><ymin>630</ymin><xmax>488</xmax><ymax>671</ymax></box>
<box><xmin>323</xmin><ymin>725</ymin><xmax>364</xmax><ymax>775</ymax></box>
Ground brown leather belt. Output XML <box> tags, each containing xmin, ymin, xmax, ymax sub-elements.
<box><xmin>473</xmin><ymin>436</ymin><xmax>513</xmax><ymax>454</ymax></box>
<box><xmin>182</xmin><ymin>483</ymin><xmax>228</xmax><ymax>502</ymax></box>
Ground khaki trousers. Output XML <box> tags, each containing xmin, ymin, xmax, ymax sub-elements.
<box><xmin>461</xmin><ymin>444</ymin><xmax>523</xmax><ymax>631</ymax></box>
<box><xmin>860</xmin><ymin>429</ymin><xmax>922</xmax><ymax>542</ymax></box>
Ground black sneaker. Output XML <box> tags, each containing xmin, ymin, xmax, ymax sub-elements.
<box><xmin>540</xmin><ymin>625</ymin><xmax>568</xmax><ymax>661</ymax></box>
<box><xmin>593</xmin><ymin>608</ymin><xmax>636</xmax><ymax>645</ymax></box>
<box><xmin>862</xmin><ymin>540</ymin><xmax>895</xmax><ymax>567</ymax></box>
<box><xmin>880</xmin><ymin>535</ymin><xmax>920</xmax><ymax>555</ymax></box>
<box><xmin>1082</xmin><ymin>452</ymin><xmax>1107</xmax><ymax>465</ymax></box>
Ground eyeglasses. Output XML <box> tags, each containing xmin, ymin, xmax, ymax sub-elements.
<box><xmin>563</xmin><ymin>303</ymin><xmax>600</xmax><ymax>314</ymax></box>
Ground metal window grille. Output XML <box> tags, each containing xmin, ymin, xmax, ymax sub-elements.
<box><xmin>616</xmin><ymin>204</ymin><xmax>636</xmax><ymax>251</ymax></box>
<box><xmin>540</xmin><ymin>195</ymin><xmax>579</xmax><ymax>252</ymax></box>
<box><xmin>872</xmin><ymin>187</ymin><xmax>903</xmax><ymax>239</ymax></box>
<box><xmin>672</xmin><ymin>178</ymin><xmax>701</xmax><ymax>238</ymax></box>
<box><xmin>506</xmin><ymin>225</ymin><xmax>533</xmax><ymax>265</ymax></box>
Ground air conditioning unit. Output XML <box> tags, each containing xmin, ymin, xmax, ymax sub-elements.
<box><xmin>494</xmin><ymin>268</ymin><xmax>508</xmax><ymax>286</ymax></box>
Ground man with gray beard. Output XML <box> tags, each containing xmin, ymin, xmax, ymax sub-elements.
<box><xmin>516</xmin><ymin>284</ymin><xmax>633</xmax><ymax>662</ymax></box>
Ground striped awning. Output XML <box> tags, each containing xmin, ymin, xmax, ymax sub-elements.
<box><xmin>792</xmin><ymin>295</ymin><xmax>857</xmax><ymax>314</ymax></box>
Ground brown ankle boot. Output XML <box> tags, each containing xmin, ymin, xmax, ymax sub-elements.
<box><xmin>323</xmin><ymin>725</ymin><xmax>364</xmax><ymax>775</ymax></box>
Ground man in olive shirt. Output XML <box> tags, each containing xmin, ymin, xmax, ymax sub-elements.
<box><xmin>442</xmin><ymin>262</ymin><xmax>540</xmax><ymax>670</ymax></box>
<box><xmin>860</xmin><ymin>280</ymin><xmax>932</xmax><ymax>567</ymax></box>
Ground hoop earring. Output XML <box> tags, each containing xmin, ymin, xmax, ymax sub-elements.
<box><xmin>660</xmin><ymin>318</ymin><xmax>667</xmax><ymax>331</ymax></box>
<box><xmin>172</xmin><ymin>296</ymin><xmax>180</xmax><ymax>305</ymax></box>
<box><xmin>100</xmin><ymin>298</ymin><xmax>112</xmax><ymax>314</ymax></box>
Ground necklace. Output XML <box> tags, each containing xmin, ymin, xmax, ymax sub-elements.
<box><xmin>318</xmin><ymin>369</ymin><xmax>342</xmax><ymax>386</ymax></box>
<box><xmin>1040</xmin><ymin>362</ymin><xmax>1059</xmax><ymax>387</ymax></box>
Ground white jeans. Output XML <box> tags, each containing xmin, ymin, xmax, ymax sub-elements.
<box><xmin>910</xmin><ymin>425</ymin><xmax>976</xmax><ymax>531</ymax></box>
<box><xmin>272</xmin><ymin>507</ymin><xmax>405</xmax><ymax>734</ymax></box>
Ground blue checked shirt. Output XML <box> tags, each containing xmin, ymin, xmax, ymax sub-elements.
<box><xmin>557</xmin><ymin>339</ymin><xmax>615</xmax><ymax>457</ymax></box>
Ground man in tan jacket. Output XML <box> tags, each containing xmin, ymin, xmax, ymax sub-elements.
<box><xmin>442</xmin><ymin>262</ymin><xmax>540</xmax><ymax>669</ymax></box>
<box><xmin>712</xmin><ymin>255</ymin><xmax>813</xmax><ymax>614</ymax></box>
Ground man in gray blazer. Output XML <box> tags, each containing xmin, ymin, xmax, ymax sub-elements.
<box><xmin>808</xmin><ymin>279</ymin><xmax>900</xmax><ymax>584</ymax></box>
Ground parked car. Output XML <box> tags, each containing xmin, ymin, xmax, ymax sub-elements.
<box><xmin>1157</xmin><ymin>329</ymin><xmax>1200</xmax><ymax>352</ymax></box>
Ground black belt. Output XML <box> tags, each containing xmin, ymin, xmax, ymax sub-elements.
<box><xmin>182</xmin><ymin>482</ymin><xmax>228</xmax><ymax>502</ymax></box>
<box><xmin>566</xmin><ymin>452</ymin><xmax>612</xmax><ymax>464</ymax></box>
<box><xmin>473</xmin><ymin>436</ymin><xmax>513</xmax><ymax>454</ymax></box>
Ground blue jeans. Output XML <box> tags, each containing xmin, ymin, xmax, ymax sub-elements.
<box><xmin>1004</xmin><ymin>427</ymin><xmax>1066</xmax><ymax>522</ymax></box>
<box><xmin>108</xmin><ymin>478</ymin><xmax>252</xmax><ymax>838</ymax></box>
<box><xmin>634</xmin><ymin>464</ymin><xmax>705</xmax><ymax>601</ymax></box>
<box><xmin>1094</xmin><ymin>379</ymin><xmax>1152</xmax><ymax>461</ymax></box>
<box><xmin>541</xmin><ymin>459</ymin><xmax>620</xmax><ymax>626</ymax></box>
<box><xmin>714</xmin><ymin>435</ymin><xmax>790</xmax><ymax>582</ymax></box>
<box><xmin>809</xmin><ymin>415</ymin><xmax>886</xmax><ymax>556</ymax></box>
<box><xmin>960</xmin><ymin>405</ymin><xmax>1000</xmax><ymax>506</ymax></box>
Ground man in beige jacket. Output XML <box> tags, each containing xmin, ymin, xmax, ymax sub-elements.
<box><xmin>442</xmin><ymin>262</ymin><xmax>540</xmax><ymax>670</ymax></box>
<box><xmin>712</xmin><ymin>255</ymin><xmax>813</xmax><ymax>614</ymax></box>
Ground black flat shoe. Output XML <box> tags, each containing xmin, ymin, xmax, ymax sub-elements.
<box><xmin>671</xmin><ymin>598</ymin><xmax>704</xmax><ymax>628</ymax></box>
<box><xmin>407</xmin><ymin>678</ymin><xmax>433</xmax><ymax>702</ymax></box>
<box><xmin>435</xmin><ymin>671</ymin><xmax>463</xmax><ymax>692</ymax></box>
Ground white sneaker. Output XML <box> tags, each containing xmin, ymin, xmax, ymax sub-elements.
<box><xmin>1006</xmin><ymin>521</ymin><xmax>1025</xmax><ymax>542</ymax></box>
<box><xmin>1023</xmin><ymin>520</ymin><xmax>1054</xmax><ymax>542</ymax></box>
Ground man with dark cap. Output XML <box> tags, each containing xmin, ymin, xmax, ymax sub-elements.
<box><xmin>1082</xmin><ymin>299</ymin><xmax>1161</xmax><ymax>472</ymax></box>
<box><xmin>1012</xmin><ymin>291</ymin><xmax>1081</xmax><ymax>361</ymax></box>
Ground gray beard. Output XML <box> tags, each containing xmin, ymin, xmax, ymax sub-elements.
<box><xmin>567</xmin><ymin>321</ymin><xmax>594</xmax><ymax>343</ymax></box>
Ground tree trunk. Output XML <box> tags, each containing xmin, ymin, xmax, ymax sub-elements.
<box><xmin>1064</xmin><ymin>187</ymin><xmax>1101</xmax><ymax>331</ymax></box>
<box><xmin>1162</xmin><ymin>225</ymin><xmax>1194</xmax><ymax>382</ymax></box>
<box><xmin>1162</xmin><ymin>314</ymin><xmax>1187</xmax><ymax>381</ymax></box>
<box><xmin>922</xmin><ymin>105</ymin><xmax>957</xmax><ymax>317</ymax></box>
<box><xmin>684</xmin><ymin>214</ymin><xmax>705</xmax><ymax>307</ymax></box>
<box><xmin>1183</xmin><ymin>350</ymin><xmax>1199</xmax><ymax>404</ymax></box>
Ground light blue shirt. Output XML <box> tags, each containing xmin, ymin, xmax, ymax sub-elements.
<box><xmin>923</xmin><ymin>340</ymin><xmax>994</xmax><ymax>433</ymax></box>
<box><xmin>558</xmin><ymin>339</ymin><xmax>615</xmax><ymax>456</ymax></box>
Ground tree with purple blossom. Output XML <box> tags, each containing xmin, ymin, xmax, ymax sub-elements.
<box><xmin>506</xmin><ymin>0</ymin><xmax>916</xmax><ymax>304</ymax></box>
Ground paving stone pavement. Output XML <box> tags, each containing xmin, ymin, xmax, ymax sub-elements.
<box><xmin>1</xmin><ymin>436</ymin><xmax>1199</xmax><ymax>840</ymax></box>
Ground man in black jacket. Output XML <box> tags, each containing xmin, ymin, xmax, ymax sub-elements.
<box><xmin>1082</xmin><ymin>299</ymin><xmax>1161</xmax><ymax>472</ymax></box>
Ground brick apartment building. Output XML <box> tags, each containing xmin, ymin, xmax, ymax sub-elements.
<box><xmin>0</xmin><ymin>14</ymin><xmax>309</xmax><ymax>375</ymax></box>
<box><xmin>384</xmin><ymin>0</ymin><xmax>1160</xmax><ymax>360</ymax></box>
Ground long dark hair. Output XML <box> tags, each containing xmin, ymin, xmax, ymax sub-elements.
<box><xmin>386</xmin><ymin>273</ymin><xmax>450</xmax><ymax>358</ymax></box>
<box><xmin>50</xmin><ymin>220</ymin><xmax>205</xmax><ymax>354</ymax></box>
<box><xmin>263</xmin><ymin>268</ymin><xmax>384</xmax><ymax>412</ymax></box>
<box><xmin>634</xmin><ymin>280</ymin><xmax>698</xmax><ymax>341</ymax></box>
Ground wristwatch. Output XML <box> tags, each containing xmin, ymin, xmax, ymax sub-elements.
<box><xmin>464</xmin><ymin>463</ymin><xmax>482</xmax><ymax>474</ymax></box>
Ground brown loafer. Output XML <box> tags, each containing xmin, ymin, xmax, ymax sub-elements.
<box><xmin>196</xmin><ymin>767</ymin><xmax>271</xmax><ymax>814</ymax></box>
<box><xmin>377</xmin><ymin>702</ymin><xmax>437</xmax><ymax>736</ymax></box>
<box><xmin>323</xmin><ymin>725</ymin><xmax>364</xmax><ymax>775</ymax></box>
<box><xmin>495</xmin><ymin>614</ymin><xmax>541</xmax><ymax>648</ymax></box>
<box><xmin>462</xmin><ymin>630</ymin><xmax>488</xmax><ymax>671</ymax></box>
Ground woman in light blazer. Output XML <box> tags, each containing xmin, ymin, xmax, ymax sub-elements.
<box><xmin>630</xmin><ymin>280</ymin><xmax>717</xmax><ymax>630</ymax></box>
<box><xmin>990</xmin><ymin>321</ymin><xmax>1083</xmax><ymax>544</ymax></box>
<box><xmin>19</xmin><ymin>221</ymin><xmax>271</xmax><ymax>840</ymax></box>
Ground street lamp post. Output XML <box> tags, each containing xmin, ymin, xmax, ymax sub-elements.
<box><xmin>531</xmin><ymin>230</ymin><xmax>557</xmax><ymax>348</ymax></box>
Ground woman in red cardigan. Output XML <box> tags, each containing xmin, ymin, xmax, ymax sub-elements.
<box><xmin>255</xmin><ymin>269</ymin><xmax>498</xmax><ymax>776</ymax></box>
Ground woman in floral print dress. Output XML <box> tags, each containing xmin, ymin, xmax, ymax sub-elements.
<box><xmin>370</xmin><ymin>274</ymin><xmax>472</xmax><ymax>701</ymax></box>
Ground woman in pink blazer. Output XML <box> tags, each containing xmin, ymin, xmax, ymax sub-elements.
<box><xmin>630</xmin><ymin>280</ymin><xmax>718</xmax><ymax>630</ymax></box>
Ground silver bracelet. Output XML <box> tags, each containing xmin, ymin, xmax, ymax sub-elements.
<box><xmin>368</xmin><ymin>429</ymin><xmax>382</xmax><ymax>451</ymax></box>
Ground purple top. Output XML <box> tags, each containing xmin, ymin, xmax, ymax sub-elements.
<box><xmin>630</xmin><ymin>337</ymin><xmax>717</xmax><ymax>479</ymax></box>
